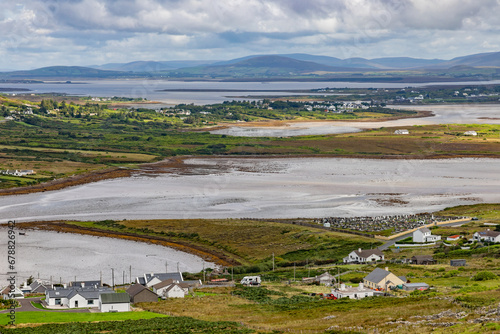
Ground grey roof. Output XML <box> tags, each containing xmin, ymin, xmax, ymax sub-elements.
<box><xmin>145</xmin><ymin>272</ymin><xmax>183</xmax><ymax>283</ymax></box>
<box><xmin>354</xmin><ymin>249</ymin><xmax>384</xmax><ymax>258</ymax></box>
<box><xmin>100</xmin><ymin>292</ymin><xmax>130</xmax><ymax>304</ymax></box>
<box><xmin>46</xmin><ymin>286</ymin><xmax>112</xmax><ymax>300</ymax></box>
<box><xmin>416</xmin><ymin>227</ymin><xmax>431</xmax><ymax>233</ymax></box>
<box><xmin>477</xmin><ymin>230</ymin><xmax>500</xmax><ymax>237</ymax></box>
<box><xmin>136</xmin><ymin>277</ymin><xmax>146</xmax><ymax>285</ymax></box>
<box><xmin>70</xmin><ymin>280</ymin><xmax>102</xmax><ymax>288</ymax></box>
<box><xmin>30</xmin><ymin>280</ymin><xmax>49</xmax><ymax>292</ymax></box>
<box><xmin>398</xmin><ymin>276</ymin><xmax>407</xmax><ymax>283</ymax></box>
<box><xmin>364</xmin><ymin>268</ymin><xmax>390</xmax><ymax>283</ymax></box>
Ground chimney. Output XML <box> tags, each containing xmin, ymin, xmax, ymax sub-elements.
<box><xmin>340</xmin><ymin>283</ymin><xmax>346</xmax><ymax>290</ymax></box>
<box><xmin>358</xmin><ymin>283</ymin><xmax>364</xmax><ymax>290</ymax></box>
<box><xmin>358</xmin><ymin>248</ymin><xmax>361</xmax><ymax>253</ymax></box>
<box><xmin>385</xmin><ymin>267</ymin><xmax>389</xmax><ymax>272</ymax></box>
<box><xmin>81</xmin><ymin>282</ymin><xmax>85</xmax><ymax>287</ymax></box>
<box><xmin>63</xmin><ymin>283</ymin><xmax>67</xmax><ymax>289</ymax></box>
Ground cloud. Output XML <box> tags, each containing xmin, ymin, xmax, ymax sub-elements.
<box><xmin>0</xmin><ymin>0</ymin><xmax>499</xmax><ymax>69</ymax></box>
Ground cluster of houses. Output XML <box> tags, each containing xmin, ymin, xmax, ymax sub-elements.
<box><xmin>1</xmin><ymin>272</ymin><xmax>201</xmax><ymax>313</ymax></box>
<box><xmin>0</xmin><ymin>169</ymin><xmax>36</xmax><ymax>176</ymax></box>
<box><xmin>473</xmin><ymin>229</ymin><xmax>500</xmax><ymax>243</ymax></box>
<box><xmin>331</xmin><ymin>266</ymin><xmax>429</xmax><ymax>300</ymax></box>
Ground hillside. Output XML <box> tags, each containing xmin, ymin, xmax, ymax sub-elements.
<box><xmin>0</xmin><ymin>66</ymin><xmax>135</xmax><ymax>79</ymax></box>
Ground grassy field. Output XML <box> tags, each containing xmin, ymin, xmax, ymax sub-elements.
<box><xmin>0</xmin><ymin>310</ymin><xmax>166</xmax><ymax>326</ymax></box>
<box><xmin>56</xmin><ymin>219</ymin><xmax>380</xmax><ymax>267</ymax></box>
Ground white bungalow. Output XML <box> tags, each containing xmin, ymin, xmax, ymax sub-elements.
<box><xmin>163</xmin><ymin>284</ymin><xmax>185</xmax><ymax>298</ymax></box>
<box><xmin>343</xmin><ymin>248</ymin><xmax>384</xmax><ymax>263</ymax></box>
<box><xmin>473</xmin><ymin>230</ymin><xmax>500</xmax><ymax>243</ymax></box>
<box><xmin>331</xmin><ymin>283</ymin><xmax>374</xmax><ymax>299</ymax></box>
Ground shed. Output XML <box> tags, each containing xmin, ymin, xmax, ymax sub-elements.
<box><xmin>99</xmin><ymin>293</ymin><xmax>130</xmax><ymax>312</ymax></box>
<box><xmin>450</xmin><ymin>259</ymin><xmax>466</xmax><ymax>267</ymax></box>
<box><xmin>126</xmin><ymin>284</ymin><xmax>158</xmax><ymax>304</ymax></box>
<box><xmin>411</xmin><ymin>255</ymin><xmax>436</xmax><ymax>265</ymax></box>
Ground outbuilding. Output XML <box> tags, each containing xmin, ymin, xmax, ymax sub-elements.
<box><xmin>99</xmin><ymin>293</ymin><xmax>130</xmax><ymax>312</ymax></box>
<box><xmin>126</xmin><ymin>284</ymin><xmax>158</xmax><ymax>304</ymax></box>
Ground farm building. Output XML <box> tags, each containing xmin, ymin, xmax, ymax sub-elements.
<box><xmin>450</xmin><ymin>259</ymin><xmax>466</xmax><ymax>267</ymax></box>
<box><xmin>411</xmin><ymin>255</ymin><xmax>436</xmax><ymax>265</ymax></box>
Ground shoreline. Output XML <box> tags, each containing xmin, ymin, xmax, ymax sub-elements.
<box><xmin>11</xmin><ymin>221</ymin><xmax>238</xmax><ymax>267</ymax></box>
<box><xmin>2</xmin><ymin>151</ymin><xmax>500</xmax><ymax>196</ymax></box>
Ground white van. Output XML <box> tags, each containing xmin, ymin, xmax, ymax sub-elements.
<box><xmin>240</xmin><ymin>276</ymin><xmax>261</xmax><ymax>286</ymax></box>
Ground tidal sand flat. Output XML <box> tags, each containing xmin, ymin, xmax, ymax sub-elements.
<box><xmin>0</xmin><ymin>227</ymin><xmax>212</xmax><ymax>285</ymax></box>
<box><xmin>0</xmin><ymin>157</ymin><xmax>499</xmax><ymax>221</ymax></box>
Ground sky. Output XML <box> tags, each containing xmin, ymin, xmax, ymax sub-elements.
<box><xmin>1</xmin><ymin>0</ymin><xmax>499</xmax><ymax>70</ymax></box>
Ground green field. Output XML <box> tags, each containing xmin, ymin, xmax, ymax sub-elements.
<box><xmin>0</xmin><ymin>310</ymin><xmax>166</xmax><ymax>326</ymax></box>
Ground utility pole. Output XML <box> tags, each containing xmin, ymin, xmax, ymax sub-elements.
<box><xmin>112</xmin><ymin>268</ymin><xmax>115</xmax><ymax>291</ymax></box>
<box><xmin>165</xmin><ymin>261</ymin><xmax>168</xmax><ymax>273</ymax></box>
<box><xmin>202</xmin><ymin>262</ymin><xmax>205</xmax><ymax>284</ymax></box>
<box><xmin>100</xmin><ymin>271</ymin><xmax>102</xmax><ymax>286</ymax></box>
<box><xmin>293</xmin><ymin>262</ymin><xmax>296</xmax><ymax>282</ymax></box>
<box><xmin>123</xmin><ymin>271</ymin><xmax>125</xmax><ymax>286</ymax></box>
<box><xmin>272</xmin><ymin>252</ymin><xmax>275</xmax><ymax>271</ymax></box>
<box><xmin>129</xmin><ymin>266</ymin><xmax>132</xmax><ymax>284</ymax></box>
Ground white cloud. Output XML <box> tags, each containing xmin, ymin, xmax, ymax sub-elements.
<box><xmin>0</xmin><ymin>0</ymin><xmax>499</xmax><ymax>69</ymax></box>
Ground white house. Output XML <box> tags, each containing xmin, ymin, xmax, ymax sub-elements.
<box><xmin>343</xmin><ymin>248</ymin><xmax>384</xmax><ymax>263</ymax></box>
<box><xmin>135</xmin><ymin>272</ymin><xmax>183</xmax><ymax>287</ymax></box>
<box><xmin>45</xmin><ymin>286</ymin><xmax>113</xmax><ymax>308</ymax></box>
<box><xmin>413</xmin><ymin>227</ymin><xmax>441</xmax><ymax>243</ymax></box>
<box><xmin>163</xmin><ymin>284</ymin><xmax>185</xmax><ymax>298</ymax></box>
<box><xmin>331</xmin><ymin>283</ymin><xmax>374</xmax><ymax>299</ymax></box>
<box><xmin>394</xmin><ymin>129</ymin><xmax>409</xmax><ymax>135</ymax></box>
<box><xmin>99</xmin><ymin>293</ymin><xmax>130</xmax><ymax>312</ymax></box>
<box><xmin>446</xmin><ymin>235</ymin><xmax>462</xmax><ymax>241</ymax></box>
<box><xmin>152</xmin><ymin>279</ymin><xmax>181</xmax><ymax>297</ymax></box>
<box><xmin>473</xmin><ymin>230</ymin><xmax>500</xmax><ymax>243</ymax></box>
<box><xmin>1</xmin><ymin>286</ymin><xmax>24</xmax><ymax>299</ymax></box>
<box><xmin>464</xmin><ymin>131</ymin><xmax>477</xmax><ymax>136</ymax></box>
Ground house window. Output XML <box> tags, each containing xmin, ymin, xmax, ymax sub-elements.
<box><xmin>88</xmin><ymin>300</ymin><xmax>94</xmax><ymax>305</ymax></box>
<box><xmin>55</xmin><ymin>298</ymin><xmax>61</xmax><ymax>305</ymax></box>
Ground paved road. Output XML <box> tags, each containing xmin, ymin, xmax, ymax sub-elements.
<box><xmin>378</xmin><ymin>219</ymin><xmax>471</xmax><ymax>251</ymax></box>
<box><xmin>0</xmin><ymin>298</ymin><xmax>90</xmax><ymax>313</ymax></box>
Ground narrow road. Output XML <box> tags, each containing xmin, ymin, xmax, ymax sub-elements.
<box><xmin>378</xmin><ymin>219</ymin><xmax>471</xmax><ymax>250</ymax></box>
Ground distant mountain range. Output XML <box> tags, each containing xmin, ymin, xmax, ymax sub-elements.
<box><xmin>0</xmin><ymin>52</ymin><xmax>499</xmax><ymax>80</ymax></box>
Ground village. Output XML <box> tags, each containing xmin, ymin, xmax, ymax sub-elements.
<box><xmin>2</xmin><ymin>224</ymin><xmax>499</xmax><ymax>313</ymax></box>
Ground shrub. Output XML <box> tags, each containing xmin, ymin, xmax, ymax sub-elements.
<box><xmin>472</xmin><ymin>271</ymin><xmax>497</xmax><ymax>281</ymax></box>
